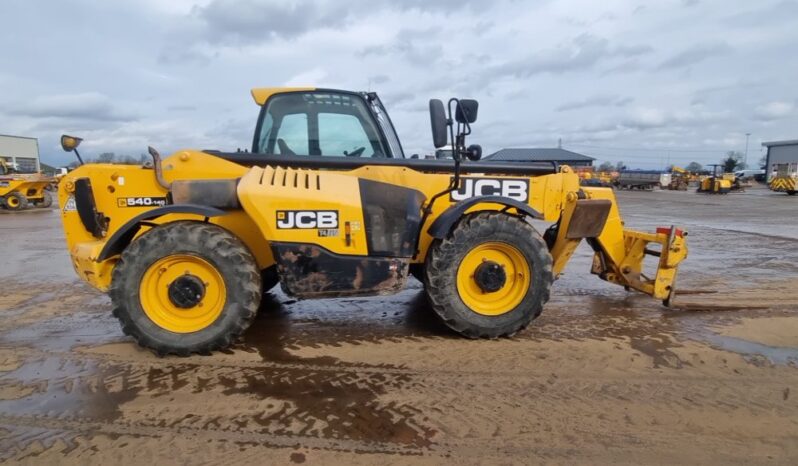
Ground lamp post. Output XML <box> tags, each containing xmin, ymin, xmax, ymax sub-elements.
<box><xmin>744</xmin><ymin>132</ymin><xmax>751</xmax><ymax>168</ymax></box>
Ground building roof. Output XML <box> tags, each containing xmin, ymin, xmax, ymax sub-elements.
<box><xmin>762</xmin><ymin>139</ymin><xmax>798</xmax><ymax>147</ymax></box>
<box><xmin>485</xmin><ymin>148</ymin><xmax>595</xmax><ymax>162</ymax></box>
<box><xmin>0</xmin><ymin>134</ymin><xmax>38</xmax><ymax>141</ymax></box>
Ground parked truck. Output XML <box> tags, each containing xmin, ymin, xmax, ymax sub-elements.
<box><xmin>615</xmin><ymin>171</ymin><xmax>671</xmax><ymax>190</ymax></box>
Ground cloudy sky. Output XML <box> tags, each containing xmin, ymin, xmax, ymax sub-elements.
<box><xmin>2</xmin><ymin>0</ymin><xmax>797</xmax><ymax>169</ymax></box>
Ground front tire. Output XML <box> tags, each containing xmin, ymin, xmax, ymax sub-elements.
<box><xmin>425</xmin><ymin>212</ymin><xmax>553</xmax><ymax>338</ymax></box>
<box><xmin>4</xmin><ymin>192</ymin><xmax>28</xmax><ymax>211</ymax></box>
<box><xmin>110</xmin><ymin>221</ymin><xmax>261</xmax><ymax>355</ymax></box>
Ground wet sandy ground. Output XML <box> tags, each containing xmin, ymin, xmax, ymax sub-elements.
<box><xmin>1</xmin><ymin>185</ymin><xmax>797</xmax><ymax>464</ymax></box>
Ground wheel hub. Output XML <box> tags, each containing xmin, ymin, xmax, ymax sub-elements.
<box><xmin>167</xmin><ymin>274</ymin><xmax>206</xmax><ymax>309</ymax></box>
<box><xmin>474</xmin><ymin>261</ymin><xmax>506</xmax><ymax>293</ymax></box>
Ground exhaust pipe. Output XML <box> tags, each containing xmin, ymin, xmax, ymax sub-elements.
<box><xmin>147</xmin><ymin>146</ymin><xmax>171</xmax><ymax>190</ymax></box>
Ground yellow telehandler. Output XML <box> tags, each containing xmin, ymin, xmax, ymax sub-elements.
<box><xmin>56</xmin><ymin>88</ymin><xmax>688</xmax><ymax>355</ymax></box>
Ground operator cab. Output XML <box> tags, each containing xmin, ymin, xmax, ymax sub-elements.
<box><xmin>251</xmin><ymin>89</ymin><xmax>404</xmax><ymax>158</ymax></box>
<box><xmin>249</xmin><ymin>88</ymin><xmax>483</xmax><ymax>164</ymax></box>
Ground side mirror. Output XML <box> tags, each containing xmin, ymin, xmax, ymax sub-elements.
<box><xmin>429</xmin><ymin>99</ymin><xmax>448</xmax><ymax>149</ymax></box>
<box><xmin>455</xmin><ymin>99</ymin><xmax>479</xmax><ymax>124</ymax></box>
<box><xmin>465</xmin><ymin>144</ymin><xmax>482</xmax><ymax>161</ymax></box>
<box><xmin>60</xmin><ymin>135</ymin><xmax>83</xmax><ymax>152</ymax></box>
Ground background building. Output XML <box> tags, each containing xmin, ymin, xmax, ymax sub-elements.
<box><xmin>0</xmin><ymin>134</ymin><xmax>40</xmax><ymax>173</ymax></box>
<box><xmin>762</xmin><ymin>140</ymin><xmax>798</xmax><ymax>182</ymax></box>
<box><xmin>484</xmin><ymin>148</ymin><xmax>595</xmax><ymax>167</ymax></box>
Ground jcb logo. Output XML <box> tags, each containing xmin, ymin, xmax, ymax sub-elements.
<box><xmin>450</xmin><ymin>178</ymin><xmax>529</xmax><ymax>202</ymax></box>
<box><xmin>276</xmin><ymin>210</ymin><xmax>338</xmax><ymax>229</ymax></box>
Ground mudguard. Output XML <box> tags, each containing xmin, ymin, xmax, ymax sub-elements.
<box><xmin>427</xmin><ymin>195</ymin><xmax>544</xmax><ymax>239</ymax></box>
<box><xmin>97</xmin><ymin>204</ymin><xmax>227</xmax><ymax>261</ymax></box>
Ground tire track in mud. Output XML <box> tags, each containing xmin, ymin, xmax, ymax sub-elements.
<box><xmin>0</xmin><ymin>352</ymin><xmax>436</xmax><ymax>452</ymax></box>
<box><xmin>2</xmin><ymin>353</ymin><xmax>796</xmax><ymax>460</ymax></box>
<box><xmin>0</xmin><ymin>414</ymin><xmax>425</xmax><ymax>461</ymax></box>
<box><xmin>2</xmin><ymin>272</ymin><xmax>797</xmax><ymax>460</ymax></box>
<box><xmin>2</xmin><ymin>342</ymin><xmax>795</xmax><ymax>427</ymax></box>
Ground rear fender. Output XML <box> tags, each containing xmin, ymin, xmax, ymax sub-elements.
<box><xmin>97</xmin><ymin>204</ymin><xmax>227</xmax><ymax>261</ymax></box>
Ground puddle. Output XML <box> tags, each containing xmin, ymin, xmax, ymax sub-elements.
<box><xmin>704</xmin><ymin>334</ymin><xmax>798</xmax><ymax>366</ymax></box>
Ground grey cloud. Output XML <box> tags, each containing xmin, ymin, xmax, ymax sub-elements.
<box><xmin>494</xmin><ymin>34</ymin><xmax>652</xmax><ymax>78</ymax></box>
<box><xmin>360</xmin><ymin>28</ymin><xmax>445</xmax><ymax>66</ymax></box>
<box><xmin>615</xmin><ymin>44</ymin><xmax>654</xmax><ymax>56</ymax></box>
<box><xmin>167</xmin><ymin>105</ymin><xmax>199</xmax><ymax>112</ymax></box>
<box><xmin>189</xmin><ymin>0</ymin><xmax>492</xmax><ymax>45</ymax></box>
<box><xmin>369</xmin><ymin>75</ymin><xmax>391</xmax><ymax>85</ymax></box>
<box><xmin>658</xmin><ymin>42</ymin><xmax>732</xmax><ymax>69</ymax></box>
<box><xmin>192</xmin><ymin>0</ymin><xmax>323</xmax><ymax>42</ymax></box>
<box><xmin>381</xmin><ymin>91</ymin><xmax>415</xmax><ymax>107</ymax></box>
<box><xmin>724</xmin><ymin>1</ymin><xmax>798</xmax><ymax>26</ymax></box>
<box><xmin>158</xmin><ymin>44</ymin><xmax>216</xmax><ymax>66</ymax></box>
<box><xmin>618</xmin><ymin>108</ymin><xmax>731</xmax><ymax>131</ymax></box>
<box><xmin>754</xmin><ymin>101</ymin><xmax>795</xmax><ymax>121</ymax></box>
<box><xmin>568</xmin><ymin>107</ymin><xmax>731</xmax><ymax>135</ymax></box>
<box><xmin>11</xmin><ymin>93</ymin><xmax>136</xmax><ymax>122</ymax></box>
<box><xmin>556</xmin><ymin>95</ymin><xmax>634</xmax><ymax>112</ymax></box>
<box><xmin>601</xmin><ymin>59</ymin><xmax>644</xmax><ymax>75</ymax></box>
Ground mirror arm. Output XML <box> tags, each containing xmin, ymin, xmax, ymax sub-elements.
<box><xmin>417</xmin><ymin>96</ymin><xmax>473</xmax><ymax>257</ymax></box>
<box><xmin>73</xmin><ymin>148</ymin><xmax>84</xmax><ymax>166</ymax></box>
<box><xmin>447</xmin><ymin>97</ymin><xmax>475</xmax><ymax>160</ymax></box>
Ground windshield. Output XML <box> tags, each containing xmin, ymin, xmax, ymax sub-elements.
<box><xmin>369</xmin><ymin>95</ymin><xmax>404</xmax><ymax>158</ymax></box>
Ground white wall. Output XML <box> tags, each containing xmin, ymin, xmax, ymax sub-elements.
<box><xmin>766</xmin><ymin>143</ymin><xmax>798</xmax><ymax>181</ymax></box>
<box><xmin>0</xmin><ymin>135</ymin><xmax>40</xmax><ymax>173</ymax></box>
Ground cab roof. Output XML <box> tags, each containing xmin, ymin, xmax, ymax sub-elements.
<box><xmin>250</xmin><ymin>87</ymin><xmax>316</xmax><ymax>105</ymax></box>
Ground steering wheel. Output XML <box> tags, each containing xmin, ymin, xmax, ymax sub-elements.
<box><xmin>277</xmin><ymin>138</ymin><xmax>296</xmax><ymax>156</ymax></box>
<box><xmin>344</xmin><ymin>147</ymin><xmax>366</xmax><ymax>158</ymax></box>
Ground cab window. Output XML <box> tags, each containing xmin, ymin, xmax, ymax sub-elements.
<box><xmin>318</xmin><ymin>113</ymin><xmax>374</xmax><ymax>157</ymax></box>
<box><xmin>275</xmin><ymin>113</ymin><xmax>309</xmax><ymax>155</ymax></box>
<box><xmin>254</xmin><ymin>92</ymin><xmax>388</xmax><ymax>157</ymax></box>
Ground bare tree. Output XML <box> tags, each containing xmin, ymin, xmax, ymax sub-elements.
<box><xmin>97</xmin><ymin>152</ymin><xmax>116</xmax><ymax>163</ymax></box>
<box><xmin>721</xmin><ymin>151</ymin><xmax>745</xmax><ymax>172</ymax></box>
<box><xmin>598</xmin><ymin>161</ymin><xmax>614</xmax><ymax>171</ymax></box>
<box><xmin>685</xmin><ymin>162</ymin><xmax>703</xmax><ymax>172</ymax></box>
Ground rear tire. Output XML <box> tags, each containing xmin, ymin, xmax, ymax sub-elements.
<box><xmin>425</xmin><ymin>212</ymin><xmax>553</xmax><ymax>338</ymax></box>
<box><xmin>110</xmin><ymin>221</ymin><xmax>261</xmax><ymax>355</ymax></box>
<box><xmin>788</xmin><ymin>191</ymin><xmax>796</xmax><ymax>196</ymax></box>
<box><xmin>38</xmin><ymin>191</ymin><xmax>53</xmax><ymax>208</ymax></box>
<box><xmin>4</xmin><ymin>192</ymin><xmax>28</xmax><ymax>211</ymax></box>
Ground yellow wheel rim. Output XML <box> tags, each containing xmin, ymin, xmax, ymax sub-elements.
<box><xmin>7</xmin><ymin>196</ymin><xmax>19</xmax><ymax>208</ymax></box>
<box><xmin>139</xmin><ymin>254</ymin><xmax>226</xmax><ymax>333</ymax></box>
<box><xmin>456</xmin><ymin>242</ymin><xmax>531</xmax><ymax>316</ymax></box>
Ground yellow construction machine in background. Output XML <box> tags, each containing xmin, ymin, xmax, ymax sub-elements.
<box><xmin>0</xmin><ymin>159</ymin><xmax>55</xmax><ymax>210</ymax></box>
<box><xmin>697</xmin><ymin>164</ymin><xmax>733</xmax><ymax>194</ymax></box>
<box><xmin>666</xmin><ymin>166</ymin><xmax>690</xmax><ymax>190</ymax></box>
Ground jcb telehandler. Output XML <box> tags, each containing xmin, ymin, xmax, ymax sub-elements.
<box><xmin>57</xmin><ymin>88</ymin><xmax>688</xmax><ymax>355</ymax></box>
